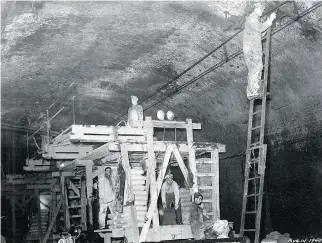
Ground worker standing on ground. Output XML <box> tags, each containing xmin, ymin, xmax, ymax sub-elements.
<box><xmin>98</xmin><ymin>167</ymin><xmax>116</xmax><ymax>229</ymax></box>
<box><xmin>243</xmin><ymin>3</ymin><xmax>276</xmax><ymax>100</ymax></box>
<box><xmin>160</xmin><ymin>174</ymin><xmax>182</xmax><ymax>225</ymax></box>
<box><xmin>189</xmin><ymin>192</ymin><xmax>215</xmax><ymax>239</ymax></box>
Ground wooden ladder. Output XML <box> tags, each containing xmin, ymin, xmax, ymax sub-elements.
<box><xmin>67</xmin><ymin>176</ymin><xmax>87</xmax><ymax>230</ymax></box>
<box><xmin>195</xmin><ymin>149</ymin><xmax>220</xmax><ymax>220</ymax></box>
<box><xmin>240</xmin><ymin>27</ymin><xmax>272</xmax><ymax>243</ymax></box>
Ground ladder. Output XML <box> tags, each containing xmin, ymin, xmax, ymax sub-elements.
<box><xmin>67</xmin><ymin>176</ymin><xmax>87</xmax><ymax>230</ymax></box>
<box><xmin>240</xmin><ymin>27</ymin><xmax>272</xmax><ymax>243</ymax></box>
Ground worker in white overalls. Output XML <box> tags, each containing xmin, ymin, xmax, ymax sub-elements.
<box><xmin>98</xmin><ymin>167</ymin><xmax>116</xmax><ymax>229</ymax></box>
<box><xmin>160</xmin><ymin>174</ymin><xmax>182</xmax><ymax>225</ymax></box>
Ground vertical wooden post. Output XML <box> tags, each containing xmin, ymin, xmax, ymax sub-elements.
<box><xmin>186</xmin><ymin>119</ymin><xmax>198</xmax><ymax>193</ymax></box>
<box><xmin>36</xmin><ymin>187</ymin><xmax>43</xmax><ymax>239</ymax></box>
<box><xmin>85</xmin><ymin>161</ymin><xmax>94</xmax><ymax>227</ymax></box>
<box><xmin>51</xmin><ymin>184</ymin><xmax>57</xmax><ymax>233</ymax></box>
<box><xmin>64</xmin><ymin>181</ymin><xmax>70</xmax><ymax>230</ymax></box>
<box><xmin>145</xmin><ymin>117</ymin><xmax>160</xmax><ymax>242</ymax></box>
<box><xmin>211</xmin><ymin>148</ymin><xmax>220</xmax><ymax>220</ymax></box>
<box><xmin>60</xmin><ymin>175</ymin><xmax>67</xmax><ymax>231</ymax></box>
<box><xmin>81</xmin><ymin>179</ymin><xmax>87</xmax><ymax>231</ymax></box>
<box><xmin>11</xmin><ymin>194</ymin><xmax>16</xmax><ymax>243</ymax></box>
<box><xmin>121</xmin><ymin>143</ymin><xmax>140</xmax><ymax>243</ymax></box>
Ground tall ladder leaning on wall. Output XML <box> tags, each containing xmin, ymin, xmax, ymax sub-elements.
<box><xmin>240</xmin><ymin>26</ymin><xmax>272</xmax><ymax>243</ymax></box>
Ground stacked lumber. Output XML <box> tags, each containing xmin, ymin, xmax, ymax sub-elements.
<box><xmin>180</xmin><ymin>188</ymin><xmax>191</xmax><ymax>224</ymax></box>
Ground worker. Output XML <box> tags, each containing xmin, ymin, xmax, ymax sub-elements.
<box><xmin>243</xmin><ymin>3</ymin><xmax>276</xmax><ymax>99</ymax></box>
<box><xmin>189</xmin><ymin>192</ymin><xmax>216</xmax><ymax>240</ymax></box>
<box><xmin>98</xmin><ymin>167</ymin><xmax>116</xmax><ymax>229</ymax></box>
<box><xmin>127</xmin><ymin>95</ymin><xmax>143</xmax><ymax>127</ymax></box>
<box><xmin>160</xmin><ymin>174</ymin><xmax>182</xmax><ymax>225</ymax></box>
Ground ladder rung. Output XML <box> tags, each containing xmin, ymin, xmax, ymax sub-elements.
<box><xmin>251</xmin><ymin>125</ymin><xmax>262</xmax><ymax>130</ymax></box>
<box><xmin>198</xmin><ymin>186</ymin><xmax>215</xmax><ymax>189</ymax></box>
<box><xmin>71</xmin><ymin>215</ymin><xmax>82</xmax><ymax>218</ymax></box>
<box><xmin>253</xmin><ymin>110</ymin><xmax>262</xmax><ymax>115</ymax></box>
<box><xmin>69</xmin><ymin>205</ymin><xmax>82</xmax><ymax>209</ymax></box>
<box><xmin>250</xmin><ymin>142</ymin><xmax>261</xmax><ymax>147</ymax></box>
<box><xmin>246</xmin><ymin>193</ymin><xmax>260</xmax><ymax>197</ymax></box>
<box><xmin>243</xmin><ymin>229</ymin><xmax>256</xmax><ymax>232</ymax></box>
<box><xmin>196</xmin><ymin>173</ymin><xmax>215</xmax><ymax>177</ymax></box>
<box><xmin>248</xmin><ymin>176</ymin><xmax>261</xmax><ymax>181</ymax></box>
<box><xmin>196</xmin><ymin>160</ymin><xmax>214</xmax><ymax>164</ymax></box>
<box><xmin>246</xmin><ymin>211</ymin><xmax>258</xmax><ymax>214</ymax></box>
<box><xmin>69</xmin><ymin>196</ymin><xmax>80</xmax><ymax>199</ymax></box>
<box><xmin>202</xmin><ymin>199</ymin><xmax>213</xmax><ymax>203</ymax></box>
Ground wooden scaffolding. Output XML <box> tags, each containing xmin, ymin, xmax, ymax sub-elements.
<box><xmin>22</xmin><ymin>117</ymin><xmax>226</xmax><ymax>243</ymax></box>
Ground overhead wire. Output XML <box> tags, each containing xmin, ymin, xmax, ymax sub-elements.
<box><xmin>143</xmin><ymin>2</ymin><xmax>322</xmax><ymax>112</ymax></box>
<box><xmin>114</xmin><ymin>1</ymin><xmax>291</xmax><ymax>122</ymax></box>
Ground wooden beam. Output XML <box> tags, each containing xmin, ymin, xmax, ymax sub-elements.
<box><xmin>41</xmin><ymin>199</ymin><xmax>63</xmax><ymax>243</ymax></box>
<box><xmin>139</xmin><ymin>144</ymin><xmax>174</xmax><ymax>243</ymax></box>
<box><xmin>121</xmin><ymin>144</ymin><xmax>140</xmax><ymax>243</ymax></box>
<box><xmin>52</xmin><ymin>171</ymin><xmax>75</xmax><ymax>177</ymax></box>
<box><xmin>148</xmin><ymin>119</ymin><xmax>201</xmax><ymax>129</ymax></box>
<box><xmin>81</xmin><ymin>179</ymin><xmax>87</xmax><ymax>231</ymax></box>
<box><xmin>173</xmin><ymin>146</ymin><xmax>192</xmax><ymax>192</ymax></box>
<box><xmin>145</xmin><ymin>117</ymin><xmax>160</xmax><ymax>242</ymax></box>
<box><xmin>211</xmin><ymin>148</ymin><xmax>220</xmax><ymax>220</ymax></box>
<box><xmin>186</xmin><ymin>119</ymin><xmax>198</xmax><ymax>193</ymax></box>
<box><xmin>108</xmin><ymin>141</ymin><xmax>226</xmax><ymax>153</ymax></box>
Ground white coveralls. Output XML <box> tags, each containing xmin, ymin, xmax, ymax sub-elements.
<box><xmin>243</xmin><ymin>12</ymin><xmax>272</xmax><ymax>99</ymax></box>
<box><xmin>98</xmin><ymin>175</ymin><xmax>116</xmax><ymax>229</ymax></box>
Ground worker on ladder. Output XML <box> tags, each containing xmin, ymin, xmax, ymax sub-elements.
<box><xmin>243</xmin><ymin>2</ymin><xmax>276</xmax><ymax>100</ymax></box>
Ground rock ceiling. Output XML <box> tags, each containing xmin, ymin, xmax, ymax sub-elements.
<box><xmin>1</xmin><ymin>1</ymin><xmax>322</xmax><ymax>153</ymax></box>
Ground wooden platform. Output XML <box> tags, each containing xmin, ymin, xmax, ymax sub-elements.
<box><xmin>145</xmin><ymin>225</ymin><xmax>193</xmax><ymax>242</ymax></box>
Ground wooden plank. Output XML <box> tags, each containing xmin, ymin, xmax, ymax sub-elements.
<box><xmin>51</xmin><ymin>126</ymin><xmax>72</xmax><ymax>144</ymax></box>
<box><xmin>149</xmin><ymin>119</ymin><xmax>201</xmax><ymax>130</ymax></box>
<box><xmin>41</xmin><ymin>199</ymin><xmax>63</xmax><ymax>243</ymax></box>
<box><xmin>121</xmin><ymin>144</ymin><xmax>140</xmax><ymax>243</ymax></box>
<box><xmin>85</xmin><ymin>161</ymin><xmax>94</xmax><ymax>227</ymax></box>
<box><xmin>70</xmin><ymin>135</ymin><xmax>146</xmax><ymax>143</ymax></box>
<box><xmin>194</xmin><ymin>142</ymin><xmax>226</xmax><ymax>153</ymax></box>
<box><xmin>71</xmin><ymin>125</ymin><xmax>146</xmax><ymax>136</ymax></box>
<box><xmin>196</xmin><ymin>173</ymin><xmax>216</xmax><ymax>177</ymax></box>
<box><xmin>23</xmin><ymin>165</ymin><xmax>52</xmax><ymax>172</ymax></box>
<box><xmin>196</xmin><ymin>159</ymin><xmax>215</xmax><ymax>164</ymax></box>
<box><xmin>186</xmin><ymin>119</ymin><xmax>198</xmax><ymax>193</ymax></box>
<box><xmin>145</xmin><ymin>116</ymin><xmax>160</xmax><ymax>242</ymax></box>
<box><xmin>107</xmin><ymin>141</ymin><xmax>225</xmax><ymax>153</ymax></box>
<box><xmin>211</xmin><ymin>148</ymin><xmax>220</xmax><ymax>220</ymax></box>
<box><xmin>173</xmin><ymin>146</ymin><xmax>191</xmax><ymax>191</ymax></box>
<box><xmin>52</xmin><ymin>171</ymin><xmax>75</xmax><ymax>177</ymax></box>
<box><xmin>139</xmin><ymin>144</ymin><xmax>174</xmax><ymax>243</ymax></box>
<box><xmin>81</xmin><ymin>179</ymin><xmax>87</xmax><ymax>231</ymax></box>
<box><xmin>145</xmin><ymin>225</ymin><xmax>193</xmax><ymax>242</ymax></box>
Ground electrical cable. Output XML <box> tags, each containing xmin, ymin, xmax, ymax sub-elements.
<box><xmin>143</xmin><ymin>2</ymin><xmax>322</xmax><ymax>112</ymax></box>
<box><xmin>114</xmin><ymin>1</ymin><xmax>291</xmax><ymax>122</ymax></box>
<box><xmin>139</xmin><ymin>1</ymin><xmax>290</xmax><ymax>105</ymax></box>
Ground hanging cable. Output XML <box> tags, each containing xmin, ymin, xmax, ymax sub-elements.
<box><xmin>113</xmin><ymin>2</ymin><xmax>291</xmax><ymax>122</ymax></box>
<box><xmin>142</xmin><ymin>2</ymin><xmax>322</xmax><ymax>111</ymax></box>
